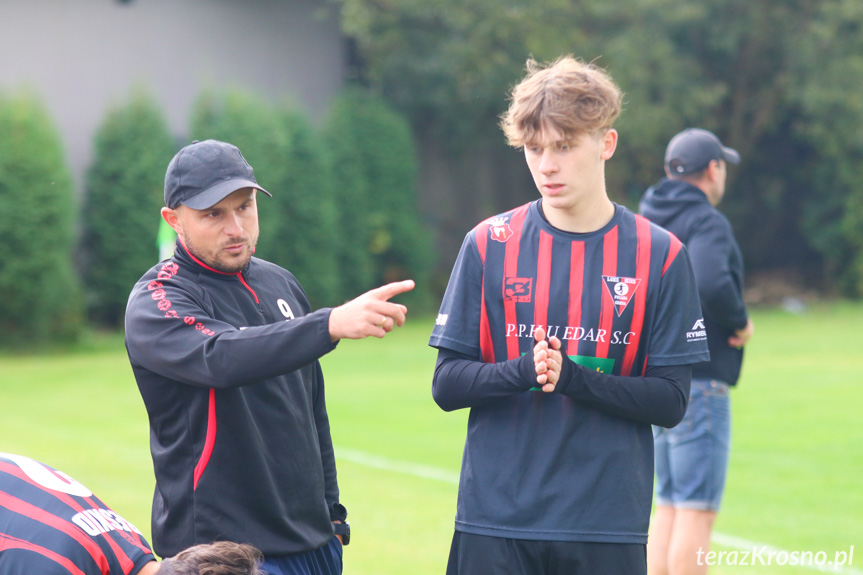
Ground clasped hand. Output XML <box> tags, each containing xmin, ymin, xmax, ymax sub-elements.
<box><xmin>533</xmin><ymin>327</ymin><xmax>563</xmax><ymax>393</ymax></box>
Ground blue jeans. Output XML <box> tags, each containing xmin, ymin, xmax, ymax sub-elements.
<box><xmin>261</xmin><ymin>537</ymin><xmax>343</xmax><ymax>575</ymax></box>
<box><xmin>654</xmin><ymin>378</ymin><xmax>731</xmax><ymax>511</ymax></box>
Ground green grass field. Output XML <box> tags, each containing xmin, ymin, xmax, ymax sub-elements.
<box><xmin>1</xmin><ymin>301</ymin><xmax>861</xmax><ymax>574</ymax></box>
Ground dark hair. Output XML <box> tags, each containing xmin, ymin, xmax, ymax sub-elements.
<box><xmin>161</xmin><ymin>541</ymin><xmax>265</xmax><ymax>575</ymax></box>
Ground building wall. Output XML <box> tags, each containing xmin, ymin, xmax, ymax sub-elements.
<box><xmin>0</xmin><ymin>0</ymin><xmax>344</xmax><ymax>189</ymax></box>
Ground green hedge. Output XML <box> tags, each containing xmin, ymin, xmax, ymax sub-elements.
<box><xmin>260</xmin><ymin>107</ymin><xmax>341</xmax><ymax>308</ymax></box>
<box><xmin>82</xmin><ymin>88</ymin><xmax>175</xmax><ymax>327</ymax></box>
<box><xmin>322</xmin><ymin>87</ymin><xmax>435</xmax><ymax>309</ymax></box>
<box><xmin>0</xmin><ymin>84</ymin><xmax>434</xmax><ymax>346</ymax></box>
<box><xmin>0</xmin><ymin>90</ymin><xmax>83</xmax><ymax>345</ymax></box>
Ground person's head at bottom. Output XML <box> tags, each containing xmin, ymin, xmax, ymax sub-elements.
<box><xmin>143</xmin><ymin>541</ymin><xmax>265</xmax><ymax>575</ymax></box>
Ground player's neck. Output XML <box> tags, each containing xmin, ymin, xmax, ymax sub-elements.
<box><xmin>542</xmin><ymin>196</ymin><xmax>615</xmax><ymax>233</ymax></box>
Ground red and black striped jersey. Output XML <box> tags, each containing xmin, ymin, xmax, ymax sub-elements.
<box><xmin>0</xmin><ymin>453</ymin><xmax>154</xmax><ymax>575</ymax></box>
<box><xmin>429</xmin><ymin>201</ymin><xmax>709</xmax><ymax>544</ymax></box>
<box><xmin>432</xmin><ymin>201</ymin><xmax>707</xmax><ymax>372</ymax></box>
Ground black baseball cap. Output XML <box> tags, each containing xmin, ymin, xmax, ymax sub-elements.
<box><xmin>164</xmin><ymin>139</ymin><xmax>271</xmax><ymax>209</ymax></box>
<box><xmin>664</xmin><ymin>128</ymin><xmax>740</xmax><ymax>176</ymax></box>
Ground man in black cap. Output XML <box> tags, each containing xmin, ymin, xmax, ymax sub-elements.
<box><xmin>125</xmin><ymin>140</ymin><xmax>414</xmax><ymax>575</ymax></box>
<box><xmin>639</xmin><ymin>128</ymin><xmax>754</xmax><ymax>575</ymax></box>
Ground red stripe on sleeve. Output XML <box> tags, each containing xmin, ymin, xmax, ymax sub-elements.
<box><xmin>596</xmin><ymin>226</ymin><xmax>619</xmax><ymax>359</ymax></box>
<box><xmin>533</xmin><ymin>230</ymin><xmax>553</xmax><ymax>333</ymax></box>
<box><xmin>566</xmin><ymin>241</ymin><xmax>586</xmax><ymax>357</ymax></box>
<box><xmin>503</xmin><ymin>206</ymin><xmax>529</xmax><ymax>360</ymax></box>
<box><xmin>193</xmin><ymin>388</ymin><xmax>218</xmax><ymax>490</ymax></box>
<box><xmin>662</xmin><ymin>233</ymin><xmax>683</xmax><ymax>276</ymax></box>
<box><xmin>622</xmin><ymin>216</ymin><xmax>652</xmax><ymax>376</ymax></box>
<box><xmin>0</xmin><ymin>533</ymin><xmax>88</xmax><ymax>575</ymax></box>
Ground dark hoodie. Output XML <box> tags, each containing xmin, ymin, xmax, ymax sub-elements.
<box><xmin>639</xmin><ymin>178</ymin><xmax>749</xmax><ymax>385</ymax></box>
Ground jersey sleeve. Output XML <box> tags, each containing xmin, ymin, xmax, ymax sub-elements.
<box><xmin>647</xmin><ymin>243</ymin><xmax>711</xmax><ymax>366</ymax></box>
<box><xmin>428</xmin><ymin>231</ymin><xmax>484</xmax><ymax>358</ymax></box>
<box><xmin>125</xmin><ymin>275</ymin><xmax>337</xmax><ymax>389</ymax></box>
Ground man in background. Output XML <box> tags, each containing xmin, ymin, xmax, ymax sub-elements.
<box><xmin>0</xmin><ymin>452</ymin><xmax>263</xmax><ymax>574</ymax></box>
<box><xmin>640</xmin><ymin>128</ymin><xmax>754</xmax><ymax>575</ymax></box>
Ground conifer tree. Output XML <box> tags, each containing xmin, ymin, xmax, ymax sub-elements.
<box><xmin>0</xmin><ymin>90</ymin><xmax>82</xmax><ymax>345</ymax></box>
<box><xmin>83</xmin><ymin>89</ymin><xmax>175</xmax><ymax>327</ymax></box>
<box><xmin>323</xmin><ymin>87</ymin><xmax>434</xmax><ymax>307</ymax></box>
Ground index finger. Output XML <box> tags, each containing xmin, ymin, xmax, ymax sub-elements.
<box><xmin>369</xmin><ymin>279</ymin><xmax>416</xmax><ymax>301</ymax></box>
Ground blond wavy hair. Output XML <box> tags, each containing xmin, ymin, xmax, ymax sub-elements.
<box><xmin>500</xmin><ymin>56</ymin><xmax>623</xmax><ymax>147</ymax></box>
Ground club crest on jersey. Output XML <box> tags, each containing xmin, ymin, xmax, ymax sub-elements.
<box><xmin>602</xmin><ymin>275</ymin><xmax>642</xmax><ymax>317</ymax></box>
<box><xmin>504</xmin><ymin>277</ymin><xmax>533</xmax><ymax>302</ymax></box>
<box><xmin>488</xmin><ymin>217</ymin><xmax>513</xmax><ymax>243</ymax></box>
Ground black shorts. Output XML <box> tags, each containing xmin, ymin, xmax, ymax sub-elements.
<box><xmin>446</xmin><ymin>531</ymin><xmax>646</xmax><ymax>575</ymax></box>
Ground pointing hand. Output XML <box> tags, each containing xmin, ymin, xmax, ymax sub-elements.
<box><xmin>328</xmin><ymin>280</ymin><xmax>416</xmax><ymax>341</ymax></box>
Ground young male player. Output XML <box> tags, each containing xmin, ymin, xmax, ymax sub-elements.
<box><xmin>0</xmin><ymin>452</ymin><xmax>263</xmax><ymax>574</ymax></box>
<box><xmin>429</xmin><ymin>56</ymin><xmax>711</xmax><ymax>574</ymax></box>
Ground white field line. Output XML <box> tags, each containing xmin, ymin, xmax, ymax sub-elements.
<box><xmin>336</xmin><ymin>446</ymin><xmax>460</xmax><ymax>485</ymax></box>
<box><xmin>335</xmin><ymin>446</ymin><xmax>861</xmax><ymax>574</ymax></box>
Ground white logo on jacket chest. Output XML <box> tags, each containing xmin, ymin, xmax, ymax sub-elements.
<box><xmin>277</xmin><ymin>299</ymin><xmax>295</xmax><ymax>321</ymax></box>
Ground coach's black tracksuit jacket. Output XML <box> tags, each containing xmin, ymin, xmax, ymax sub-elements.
<box><xmin>125</xmin><ymin>241</ymin><xmax>343</xmax><ymax>558</ymax></box>
<box><xmin>640</xmin><ymin>178</ymin><xmax>749</xmax><ymax>386</ymax></box>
